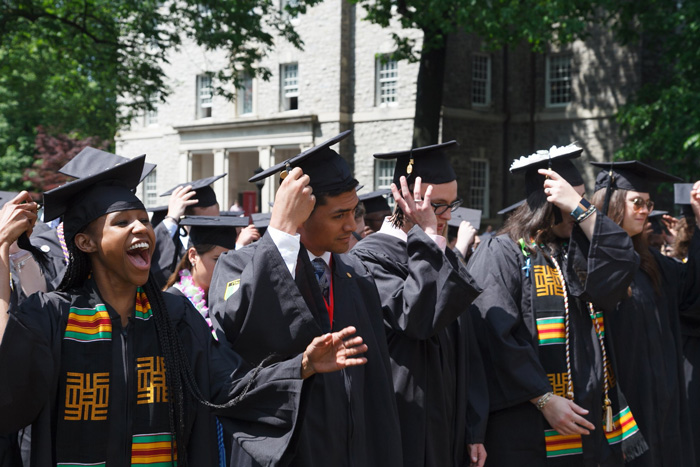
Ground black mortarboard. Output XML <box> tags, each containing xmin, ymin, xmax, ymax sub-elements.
<box><xmin>509</xmin><ymin>144</ymin><xmax>584</xmax><ymax>195</ymax></box>
<box><xmin>358</xmin><ymin>189</ymin><xmax>391</xmax><ymax>214</ymax></box>
<box><xmin>147</xmin><ymin>205</ymin><xmax>168</xmax><ymax>227</ymax></box>
<box><xmin>160</xmin><ymin>174</ymin><xmax>226</xmax><ymax>208</ymax></box>
<box><xmin>179</xmin><ymin>215</ymin><xmax>248</xmax><ymax>250</ymax></box>
<box><xmin>43</xmin><ymin>155</ymin><xmax>146</xmax><ymax>241</ymax></box>
<box><xmin>448</xmin><ymin>207</ymin><xmax>482</xmax><ymax>230</ymax></box>
<box><xmin>251</xmin><ymin>212</ymin><xmax>271</xmax><ymax>230</ymax></box>
<box><xmin>249</xmin><ymin>131</ymin><xmax>357</xmax><ymax>194</ymax></box>
<box><xmin>647</xmin><ymin>210</ymin><xmax>669</xmax><ymax>235</ymax></box>
<box><xmin>674</xmin><ymin>183</ymin><xmax>695</xmax><ymax>220</ymax></box>
<box><xmin>221</xmin><ymin>209</ymin><xmax>245</xmax><ymax>217</ymax></box>
<box><xmin>592</xmin><ymin>161</ymin><xmax>683</xmax><ymax>193</ymax></box>
<box><xmin>592</xmin><ymin>161</ymin><xmax>682</xmax><ymax>216</ymax></box>
<box><xmin>373</xmin><ymin>141</ymin><xmax>458</xmax><ymax>186</ymax></box>
<box><xmin>59</xmin><ymin>147</ymin><xmax>156</xmax><ymax>184</ymax></box>
<box><xmin>497</xmin><ymin>199</ymin><xmax>526</xmax><ymax>216</ymax></box>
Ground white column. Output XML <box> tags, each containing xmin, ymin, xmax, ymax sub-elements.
<box><xmin>258</xmin><ymin>146</ymin><xmax>274</xmax><ymax>212</ymax></box>
<box><xmin>213</xmin><ymin>149</ymin><xmax>228</xmax><ymax>210</ymax></box>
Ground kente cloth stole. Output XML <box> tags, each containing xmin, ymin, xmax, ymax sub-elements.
<box><xmin>526</xmin><ymin>246</ymin><xmax>648</xmax><ymax>462</ymax></box>
<box><xmin>55</xmin><ymin>286</ymin><xmax>177</xmax><ymax>466</ymax></box>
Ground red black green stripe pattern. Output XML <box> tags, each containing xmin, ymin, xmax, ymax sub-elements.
<box><xmin>64</xmin><ymin>305</ymin><xmax>112</xmax><ymax>342</ymax></box>
<box><xmin>131</xmin><ymin>433</ymin><xmax>177</xmax><ymax>465</ymax></box>
<box><xmin>544</xmin><ymin>429</ymin><xmax>583</xmax><ymax>457</ymax></box>
<box><xmin>604</xmin><ymin>406</ymin><xmax>640</xmax><ymax>445</ymax></box>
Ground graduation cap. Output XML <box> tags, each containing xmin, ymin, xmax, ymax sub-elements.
<box><xmin>647</xmin><ymin>210</ymin><xmax>669</xmax><ymax>235</ymax></box>
<box><xmin>509</xmin><ymin>143</ymin><xmax>584</xmax><ymax>195</ymax></box>
<box><xmin>674</xmin><ymin>183</ymin><xmax>694</xmax><ymax>220</ymax></box>
<box><xmin>160</xmin><ymin>174</ymin><xmax>226</xmax><ymax>208</ymax></box>
<box><xmin>248</xmin><ymin>131</ymin><xmax>357</xmax><ymax>194</ymax></box>
<box><xmin>358</xmin><ymin>188</ymin><xmax>391</xmax><ymax>214</ymax></box>
<box><xmin>448</xmin><ymin>207</ymin><xmax>482</xmax><ymax>230</ymax></box>
<box><xmin>373</xmin><ymin>141</ymin><xmax>458</xmax><ymax>186</ymax></box>
<box><xmin>179</xmin><ymin>215</ymin><xmax>248</xmax><ymax>250</ymax></box>
<box><xmin>251</xmin><ymin>212</ymin><xmax>271</xmax><ymax>230</ymax></box>
<box><xmin>591</xmin><ymin>161</ymin><xmax>683</xmax><ymax>215</ymax></box>
<box><xmin>147</xmin><ymin>205</ymin><xmax>168</xmax><ymax>227</ymax></box>
<box><xmin>497</xmin><ymin>199</ymin><xmax>526</xmax><ymax>216</ymax></box>
<box><xmin>59</xmin><ymin>146</ymin><xmax>156</xmax><ymax>184</ymax></box>
<box><xmin>43</xmin><ymin>155</ymin><xmax>146</xmax><ymax>241</ymax></box>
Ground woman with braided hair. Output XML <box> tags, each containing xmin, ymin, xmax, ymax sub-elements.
<box><xmin>0</xmin><ymin>153</ymin><xmax>368</xmax><ymax>466</ymax></box>
<box><xmin>466</xmin><ymin>145</ymin><xmax>644</xmax><ymax>466</ymax></box>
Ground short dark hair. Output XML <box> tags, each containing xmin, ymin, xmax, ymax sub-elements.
<box><xmin>313</xmin><ymin>180</ymin><xmax>360</xmax><ymax>208</ymax></box>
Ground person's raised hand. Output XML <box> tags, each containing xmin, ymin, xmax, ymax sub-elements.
<box><xmin>539</xmin><ymin>169</ymin><xmax>583</xmax><ymax>213</ymax></box>
<box><xmin>166</xmin><ymin>185</ymin><xmax>198</xmax><ymax>220</ymax></box>
<box><xmin>390</xmin><ymin>176</ymin><xmax>438</xmax><ymax>235</ymax></box>
<box><xmin>0</xmin><ymin>192</ymin><xmax>38</xmax><ymax>247</ymax></box>
<box><xmin>301</xmin><ymin>326</ymin><xmax>368</xmax><ymax>379</ymax></box>
<box><xmin>270</xmin><ymin>167</ymin><xmax>315</xmax><ymax>235</ymax></box>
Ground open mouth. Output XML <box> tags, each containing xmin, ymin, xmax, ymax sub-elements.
<box><xmin>127</xmin><ymin>241</ymin><xmax>151</xmax><ymax>269</ymax></box>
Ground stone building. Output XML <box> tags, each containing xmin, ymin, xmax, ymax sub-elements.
<box><xmin>116</xmin><ymin>1</ymin><xmax>641</xmax><ymax>227</ymax></box>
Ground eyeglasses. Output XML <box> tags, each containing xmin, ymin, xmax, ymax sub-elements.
<box><xmin>431</xmin><ymin>198</ymin><xmax>463</xmax><ymax>215</ymax></box>
<box><xmin>628</xmin><ymin>197</ymin><xmax>654</xmax><ymax>212</ymax></box>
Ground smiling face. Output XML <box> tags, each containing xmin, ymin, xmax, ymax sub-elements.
<box><xmin>299</xmin><ymin>189</ymin><xmax>358</xmax><ymax>256</ymax></box>
<box><xmin>75</xmin><ymin>209</ymin><xmax>156</xmax><ymax>288</ymax></box>
<box><xmin>621</xmin><ymin>191</ymin><xmax>652</xmax><ymax>237</ymax></box>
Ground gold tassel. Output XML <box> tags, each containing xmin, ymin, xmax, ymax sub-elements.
<box><xmin>603</xmin><ymin>398</ymin><xmax>614</xmax><ymax>433</ymax></box>
<box><xmin>406</xmin><ymin>157</ymin><xmax>414</xmax><ymax>175</ymax></box>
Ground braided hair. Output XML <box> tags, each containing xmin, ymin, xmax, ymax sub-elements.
<box><xmin>59</xmin><ymin>235</ymin><xmax>270</xmax><ymax>465</ymax></box>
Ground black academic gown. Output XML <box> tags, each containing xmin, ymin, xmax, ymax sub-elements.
<box><xmin>604</xmin><ymin>230</ymin><xmax>700</xmax><ymax>466</ymax></box>
<box><xmin>209</xmin><ymin>233</ymin><xmax>404</xmax><ymax>467</ymax></box>
<box><xmin>350</xmin><ymin>225</ymin><xmax>488</xmax><ymax>467</ymax></box>
<box><xmin>150</xmin><ymin>222</ymin><xmax>187</xmax><ymax>289</ymax></box>
<box><xmin>0</xmin><ymin>282</ymin><xmax>307</xmax><ymax>466</ymax></box>
<box><xmin>466</xmin><ymin>214</ymin><xmax>638</xmax><ymax>467</ymax></box>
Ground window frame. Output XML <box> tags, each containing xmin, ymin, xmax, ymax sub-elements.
<box><xmin>469</xmin><ymin>158</ymin><xmax>490</xmax><ymax>218</ymax></box>
<box><xmin>196</xmin><ymin>74</ymin><xmax>213</xmax><ymax>119</ymax></box>
<box><xmin>280</xmin><ymin>63</ymin><xmax>299</xmax><ymax>111</ymax></box>
<box><xmin>471</xmin><ymin>53</ymin><xmax>492</xmax><ymax>107</ymax></box>
<box><xmin>545</xmin><ymin>54</ymin><xmax>573</xmax><ymax>108</ymax></box>
<box><xmin>375</xmin><ymin>55</ymin><xmax>399</xmax><ymax>107</ymax></box>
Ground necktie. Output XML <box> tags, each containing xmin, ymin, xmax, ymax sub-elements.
<box><xmin>312</xmin><ymin>258</ymin><xmax>330</xmax><ymax>302</ymax></box>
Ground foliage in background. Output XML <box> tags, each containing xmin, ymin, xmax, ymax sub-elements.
<box><xmin>611</xmin><ymin>0</ymin><xmax>700</xmax><ymax>182</ymax></box>
<box><xmin>0</xmin><ymin>0</ymin><xmax>318</xmax><ymax>191</ymax></box>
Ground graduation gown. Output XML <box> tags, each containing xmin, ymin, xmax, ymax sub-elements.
<box><xmin>604</xmin><ymin>231</ymin><xmax>700</xmax><ymax>466</ymax></box>
<box><xmin>209</xmin><ymin>233</ymin><xmax>403</xmax><ymax>467</ymax></box>
<box><xmin>349</xmin><ymin>225</ymin><xmax>488</xmax><ymax>467</ymax></box>
<box><xmin>466</xmin><ymin>213</ymin><xmax>638</xmax><ymax>466</ymax></box>
<box><xmin>0</xmin><ymin>281</ymin><xmax>307</xmax><ymax>466</ymax></box>
<box><xmin>150</xmin><ymin>222</ymin><xmax>186</xmax><ymax>289</ymax></box>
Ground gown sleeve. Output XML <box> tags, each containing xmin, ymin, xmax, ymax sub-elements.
<box><xmin>351</xmin><ymin>226</ymin><xmax>481</xmax><ymax>340</ymax></box>
<box><xmin>0</xmin><ymin>293</ymin><xmax>64</xmax><ymax>434</ymax></box>
<box><xmin>564</xmin><ymin>213</ymin><xmax>639</xmax><ymax>311</ymax></box>
<box><xmin>466</xmin><ymin>236</ymin><xmax>551</xmax><ymax>411</ymax></box>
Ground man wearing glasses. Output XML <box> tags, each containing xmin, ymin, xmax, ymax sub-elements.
<box><xmin>350</xmin><ymin>141</ymin><xmax>489</xmax><ymax>467</ymax></box>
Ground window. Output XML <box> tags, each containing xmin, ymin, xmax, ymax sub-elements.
<box><xmin>546</xmin><ymin>55</ymin><xmax>572</xmax><ymax>107</ymax></box>
<box><xmin>142</xmin><ymin>169</ymin><xmax>158</xmax><ymax>207</ymax></box>
<box><xmin>470</xmin><ymin>159</ymin><xmax>489</xmax><ymax>217</ymax></box>
<box><xmin>374</xmin><ymin>159</ymin><xmax>395</xmax><ymax>209</ymax></box>
<box><xmin>471</xmin><ymin>54</ymin><xmax>491</xmax><ymax>107</ymax></box>
<box><xmin>375</xmin><ymin>56</ymin><xmax>398</xmax><ymax>106</ymax></box>
<box><xmin>196</xmin><ymin>74</ymin><xmax>213</xmax><ymax>118</ymax></box>
<box><xmin>280</xmin><ymin>63</ymin><xmax>299</xmax><ymax>111</ymax></box>
<box><xmin>145</xmin><ymin>93</ymin><xmax>159</xmax><ymax>126</ymax></box>
<box><xmin>237</xmin><ymin>73</ymin><xmax>254</xmax><ymax>116</ymax></box>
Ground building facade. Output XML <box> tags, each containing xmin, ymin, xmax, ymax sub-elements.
<box><xmin>116</xmin><ymin>1</ymin><xmax>641</xmax><ymax>227</ymax></box>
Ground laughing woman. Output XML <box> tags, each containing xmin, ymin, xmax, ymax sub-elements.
<box><xmin>0</xmin><ymin>154</ymin><xmax>368</xmax><ymax>466</ymax></box>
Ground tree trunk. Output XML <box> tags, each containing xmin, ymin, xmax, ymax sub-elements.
<box><xmin>412</xmin><ymin>31</ymin><xmax>447</xmax><ymax>148</ymax></box>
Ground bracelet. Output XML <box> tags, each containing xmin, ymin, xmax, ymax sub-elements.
<box><xmin>163</xmin><ymin>215</ymin><xmax>180</xmax><ymax>225</ymax></box>
<box><xmin>570</xmin><ymin>197</ymin><xmax>592</xmax><ymax>221</ymax></box>
<box><xmin>575</xmin><ymin>205</ymin><xmax>597</xmax><ymax>224</ymax></box>
<box><xmin>536</xmin><ymin>392</ymin><xmax>554</xmax><ymax>411</ymax></box>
